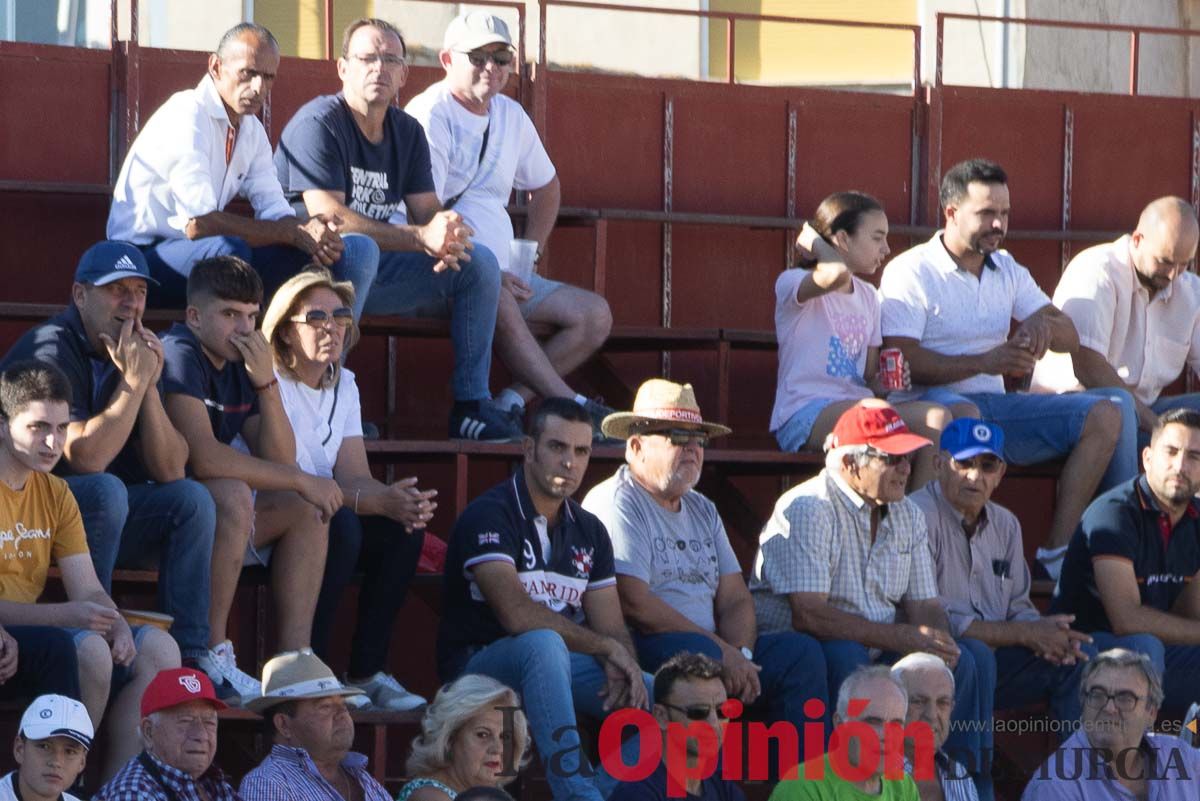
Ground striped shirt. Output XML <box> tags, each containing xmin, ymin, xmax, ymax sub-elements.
<box><xmin>240</xmin><ymin>744</ymin><xmax>391</xmax><ymax>801</ymax></box>
<box><xmin>905</xmin><ymin>752</ymin><xmax>979</xmax><ymax>801</ymax></box>
<box><xmin>750</xmin><ymin>469</ymin><xmax>938</xmax><ymax>635</ymax></box>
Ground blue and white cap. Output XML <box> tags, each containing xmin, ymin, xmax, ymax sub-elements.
<box><xmin>939</xmin><ymin>418</ymin><xmax>1005</xmax><ymax>461</ymax></box>
<box><xmin>19</xmin><ymin>694</ymin><xmax>93</xmax><ymax>749</ymax></box>
<box><xmin>74</xmin><ymin>241</ymin><xmax>158</xmax><ymax>287</ymax></box>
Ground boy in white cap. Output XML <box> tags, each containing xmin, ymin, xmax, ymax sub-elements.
<box><xmin>5</xmin><ymin>694</ymin><xmax>94</xmax><ymax>801</ymax></box>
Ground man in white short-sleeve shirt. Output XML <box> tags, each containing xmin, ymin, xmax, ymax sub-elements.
<box><xmin>878</xmin><ymin>158</ymin><xmax>1123</xmax><ymax>580</ymax></box>
<box><xmin>406</xmin><ymin>12</ymin><xmax>616</xmax><ymax>440</ymax></box>
<box><xmin>1032</xmin><ymin>197</ymin><xmax>1200</xmax><ymax>445</ymax></box>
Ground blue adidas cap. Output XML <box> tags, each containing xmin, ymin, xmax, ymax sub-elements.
<box><xmin>939</xmin><ymin>418</ymin><xmax>1005</xmax><ymax>461</ymax></box>
<box><xmin>74</xmin><ymin>241</ymin><xmax>158</xmax><ymax>287</ymax></box>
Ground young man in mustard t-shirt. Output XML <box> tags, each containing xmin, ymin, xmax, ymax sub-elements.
<box><xmin>0</xmin><ymin>362</ymin><xmax>180</xmax><ymax>781</ymax></box>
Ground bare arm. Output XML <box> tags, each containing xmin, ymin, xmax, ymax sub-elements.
<box><xmin>300</xmin><ymin>189</ymin><xmax>428</xmax><ymax>252</ymax></box>
<box><xmin>788</xmin><ymin>592</ymin><xmax>960</xmax><ymax>664</ymax></box>
<box><xmin>903</xmin><ymin>597</ymin><xmax>952</xmax><ymax>631</ymax></box>
<box><xmin>1072</xmin><ymin>347</ymin><xmax>1158</xmax><ymax>431</ymax></box>
<box><xmin>713</xmin><ymin>573</ymin><xmax>758</xmax><ymax>651</ymax></box>
<box><xmin>1096</xmin><ymin>558</ymin><xmax>1200</xmax><ymax>644</ymax></box>
<box><xmin>522</xmin><ymin>176</ymin><xmax>561</xmax><ymax>254</ymax></box>
<box><xmin>131</xmin><ymin>323</ymin><xmax>188</xmax><ymax>481</ymax></box>
<box><xmin>185</xmin><ymin>211</ymin><xmax>304</xmax><ymax>248</ymax></box>
<box><xmin>332</xmin><ymin>437</ymin><xmax>436</xmax><ymax>530</ymax></box>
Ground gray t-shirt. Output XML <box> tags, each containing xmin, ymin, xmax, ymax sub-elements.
<box><xmin>582</xmin><ymin>465</ymin><xmax>742</xmax><ymax>632</ymax></box>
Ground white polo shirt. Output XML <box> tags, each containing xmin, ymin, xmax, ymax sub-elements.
<box><xmin>879</xmin><ymin>232</ymin><xmax>1051</xmax><ymax>396</ymax></box>
<box><xmin>107</xmin><ymin>75</ymin><xmax>295</xmax><ymax>249</ymax></box>
<box><xmin>1031</xmin><ymin>236</ymin><xmax>1200</xmax><ymax>404</ymax></box>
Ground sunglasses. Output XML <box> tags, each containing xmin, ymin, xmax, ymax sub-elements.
<box><xmin>289</xmin><ymin>307</ymin><xmax>354</xmax><ymax>328</ymax></box>
<box><xmin>951</xmin><ymin>455</ymin><xmax>1004</xmax><ymax>474</ymax></box>
<box><xmin>660</xmin><ymin>702</ymin><xmax>727</xmax><ymax>722</ymax></box>
<box><xmin>867</xmin><ymin>448</ymin><xmax>911</xmax><ymax>467</ymax></box>
<box><xmin>462</xmin><ymin>48</ymin><xmax>515</xmax><ymax>68</ymax></box>
<box><xmin>643</xmin><ymin>428</ymin><xmax>710</xmax><ymax>448</ymax></box>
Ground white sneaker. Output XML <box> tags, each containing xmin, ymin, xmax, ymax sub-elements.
<box><xmin>347</xmin><ymin>672</ymin><xmax>426</xmax><ymax>711</ymax></box>
<box><xmin>211</xmin><ymin>640</ymin><xmax>262</xmax><ymax>700</ymax></box>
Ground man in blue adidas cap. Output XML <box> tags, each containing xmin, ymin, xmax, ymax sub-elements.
<box><xmin>911</xmin><ymin>418</ymin><xmax>1093</xmax><ymax>740</ymax></box>
<box><xmin>1</xmin><ymin>242</ymin><xmax>220</xmax><ymax>699</ymax></box>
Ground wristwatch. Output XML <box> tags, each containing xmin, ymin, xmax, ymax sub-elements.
<box><xmin>740</xmin><ymin>646</ymin><xmax>754</xmax><ymax>661</ymax></box>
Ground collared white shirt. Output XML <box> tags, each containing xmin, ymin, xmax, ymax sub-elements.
<box><xmin>107</xmin><ymin>75</ymin><xmax>295</xmax><ymax>248</ymax></box>
<box><xmin>880</xmin><ymin>232</ymin><xmax>1051</xmax><ymax>396</ymax></box>
<box><xmin>1032</xmin><ymin>235</ymin><xmax>1200</xmax><ymax>404</ymax></box>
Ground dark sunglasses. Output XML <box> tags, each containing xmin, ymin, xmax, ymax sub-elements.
<box><xmin>867</xmin><ymin>448</ymin><xmax>911</xmax><ymax>467</ymax></box>
<box><xmin>644</xmin><ymin>428</ymin><xmax>709</xmax><ymax>448</ymax></box>
<box><xmin>289</xmin><ymin>307</ymin><xmax>354</xmax><ymax>328</ymax></box>
<box><xmin>951</xmin><ymin>455</ymin><xmax>1004</xmax><ymax>474</ymax></box>
<box><xmin>463</xmin><ymin>48</ymin><xmax>514</xmax><ymax>68</ymax></box>
<box><xmin>660</xmin><ymin>702</ymin><xmax>727</xmax><ymax>722</ymax></box>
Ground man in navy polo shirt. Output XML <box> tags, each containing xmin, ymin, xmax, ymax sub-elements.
<box><xmin>1</xmin><ymin>241</ymin><xmax>216</xmax><ymax>681</ymax></box>
<box><xmin>438</xmin><ymin>397</ymin><xmax>650</xmax><ymax>801</ymax></box>
<box><xmin>161</xmin><ymin>256</ymin><xmax>342</xmax><ymax>705</ymax></box>
<box><xmin>1053</xmin><ymin>407</ymin><xmax>1200</xmax><ymax>716</ymax></box>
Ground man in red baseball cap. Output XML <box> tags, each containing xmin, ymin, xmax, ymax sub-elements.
<box><xmin>94</xmin><ymin>667</ymin><xmax>239</xmax><ymax>801</ymax></box>
<box><xmin>749</xmin><ymin>400</ymin><xmax>996</xmax><ymax>799</ymax></box>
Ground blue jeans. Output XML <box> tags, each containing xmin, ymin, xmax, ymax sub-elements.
<box><xmin>462</xmin><ymin>629</ymin><xmax>653</xmax><ymax>801</ymax></box>
<box><xmin>362</xmin><ymin>247</ymin><xmax>502</xmax><ymax>402</ymax></box>
<box><xmin>1090</xmin><ymin>632</ymin><xmax>1200</xmax><ymax>720</ymax></box>
<box><xmin>63</xmin><ymin>473</ymin><xmax>128</xmax><ymax>592</ymax></box>
<box><xmin>0</xmin><ymin>626</ymin><xmax>81</xmax><ymax>704</ymax></box>
<box><xmin>107</xmin><ymin>480</ymin><xmax>217</xmax><ymax>661</ymax></box>
<box><xmin>141</xmin><ymin>233</ymin><xmax>381</xmax><ymax>319</ymax></box>
<box><xmin>993</xmin><ymin>643</ymin><xmax>1094</xmax><ymax>731</ymax></box>
<box><xmin>821</xmin><ymin>637</ymin><xmax>995</xmax><ymax>801</ymax></box>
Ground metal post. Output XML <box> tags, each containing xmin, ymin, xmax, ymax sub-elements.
<box><xmin>324</xmin><ymin>0</ymin><xmax>334</xmax><ymax>60</ymax></box>
<box><xmin>725</xmin><ymin>17</ymin><xmax>734</xmax><ymax>83</ymax></box>
<box><xmin>1129</xmin><ymin>30</ymin><xmax>1140</xmax><ymax>95</ymax></box>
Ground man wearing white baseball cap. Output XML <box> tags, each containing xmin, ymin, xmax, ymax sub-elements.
<box><xmin>406</xmin><ymin>11</ymin><xmax>616</xmax><ymax>441</ymax></box>
<box><xmin>4</xmin><ymin>694</ymin><xmax>93</xmax><ymax>801</ymax></box>
<box><xmin>240</xmin><ymin>650</ymin><xmax>390</xmax><ymax>801</ymax></box>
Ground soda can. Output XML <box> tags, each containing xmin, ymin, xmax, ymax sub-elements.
<box><xmin>880</xmin><ymin>348</ymin><xmax>905</xmax><ymax>391</ymax></box>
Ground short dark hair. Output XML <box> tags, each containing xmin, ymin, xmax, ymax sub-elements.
<box><xmin>939</xmin><ymin>158</ymin><xmax>1008</xmax><ymax>211</ymax></box>
<box><xmin>0</xmin><ymin>361</ymin><xmax>72</xmax><ymax>419</ymax></box>
<box><xmin>264</xmin><ymin>700</ymin><xmax>300</xmax><ymax>741</ymax></box>
<box><xmin>528</xmin><ymin>397</ymin><xmax>592</xmax><ymax>441</ymax></box>
<box><xmin>216</xmin><ymin>22</ymin><xmax>279</xmax><ymax>58</ymax></box>
<box><xmin>187</xmin><ymin>256</ymin><xmax>263</xmax><ymax>306</ymax></box>
<box><xmin>341</xmin><ymin>18</ymin><xmax>406</xmax><ymax>58</ymax></box>
<box><xmin>1150</xmin><ymin>408</ymin><xmax>1200</xmax><ymax>444</ymax></box>
<box><xmin>455</xmin><ymin>789</ymin><xmax>515</xmax><ymax>801</ymax></box>
<box><xmin>653</xmin><ymin>652</ymin><xmax>723</xmax><ymax>706</ymax></box>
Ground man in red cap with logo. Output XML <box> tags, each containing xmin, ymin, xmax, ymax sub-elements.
<box><xmin>749</xmin><ymin>400</ymin><xmax>996</xmax><ymax>800</ymax></box>
<box><xmin>95</xmin><ymin>667</ymin><xmax>238</xmax><ymax>801</ymax></box>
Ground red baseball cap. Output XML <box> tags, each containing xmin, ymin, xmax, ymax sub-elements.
<box><xmin>141</xmin><ymin>668</ymin><xmax>227</xmax><ymax>718</ymax></box>
<box><xmin>828</xmin><ymin>402</ymin><xmax>931</xmax><ymax>455</ymax></box>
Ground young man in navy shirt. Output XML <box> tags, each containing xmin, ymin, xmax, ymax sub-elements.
<box><xmin>439</xmin><ymin>397</ymin><xmax>650</xmax><ymax>801</ymax></box>
<box><xmin>161</xmin><ymin>256</ymin><xmax>342</xmax><ymax>704</ymax></box>
<box><xmin>1054</xmin><ymin>407</ymin><xmax>1200</xmax><ymax>717</ymax></box>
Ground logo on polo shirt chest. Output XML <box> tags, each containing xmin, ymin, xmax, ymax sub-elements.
<box><xmin>571</xmin><ymin>546</ymin><xmax>594</xmax><ymax>578</ymax></box>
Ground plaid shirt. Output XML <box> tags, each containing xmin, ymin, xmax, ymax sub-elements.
<box><xmin>94</xmin><ymin>751</ymin><xmax>242</xmax><ymax>801</ymax></box>
<box><xmin>240</xmin><ymin>744</ymin><xmax>391</xmax><ymax>801</ymax></box>
<box><xmin>750</xmin><ymin>469</ymin><xmax>938</xmax><ymax>635</ymax></box>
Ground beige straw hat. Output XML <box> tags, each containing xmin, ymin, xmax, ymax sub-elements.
<box><xmin>244</xmin><ymin>649</ymin><xmax>365</xmax><ymax>713</ymax></box>
<box><xmin>601</xmin><ymin>378</ymin><xmax>732</xmax><ymax>440</ymax></box>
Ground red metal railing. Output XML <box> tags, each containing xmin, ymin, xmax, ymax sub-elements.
<box><xmin>936</xmin><ymin>11</ymin><xmax>1200</xmax><ymax>95</ymax></box>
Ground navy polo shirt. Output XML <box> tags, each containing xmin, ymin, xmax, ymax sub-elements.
<box><xmin>437</xmin><ymin>470</ymin><xmax>617</xmax><ymax>680</ymax></box>
<box><xmin>1053</xmin><ymin>474</ymin><xmax>1200</xmax><ymax>632</ymax></box>
<box><xmin>161</xmin><ymin>323</ymin><xmax>258</xmax><ymax>446</ymax></box>
<box><xmin>1</xmin><ymin>305</ymin><xmax>162</xmax><ymax>484</ymax></box>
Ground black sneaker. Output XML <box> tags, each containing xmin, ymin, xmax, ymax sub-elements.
<box><xmin>182</xmin><ymin>655</ymin><xmax>242</xmax><ymax>706</ymax></box>
<box><xmin>582</xmin><ymin>398</ymin><xmax>622</xmax><ymax>445</ymax></box>
<box><xmin>449</xmin><ymin>401</ymin><xmax>524</xmax><ymax>442</ymax></box>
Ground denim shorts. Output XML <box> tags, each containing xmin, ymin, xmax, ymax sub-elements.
<box><xmin>518</xmin><ymin>273</ymin><xmax>564</xmax><ymax>317</ymax></box>
<box><xmin>774</xmin><ymin>398</ymin><xmax>839</xmax><ymax>452</ymax></box>
<box><xmin>69</xmin><ymin>623</ymin><xmax>155</xmax><ymax>696</ymax></box>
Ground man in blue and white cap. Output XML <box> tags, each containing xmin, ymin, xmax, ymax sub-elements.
<box><xmin>911</xmin><ymin>418</ymin><xmax>1094</xmax><ymax>738</ymax></box>
<box><xmin>5</xmin><ymin>694</ymin><xmax>94</xmax><ymax>801</ymax></box>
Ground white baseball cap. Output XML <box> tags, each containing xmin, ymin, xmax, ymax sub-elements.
<box><xmin>19</xmin><ymin>695</ymin><xmax>94</xmax><ymax>749</ymax></box>
<box><xmin>443</xmin><ymin>12</ymin><xmax>512</xmax><ymax>52</ymax></box>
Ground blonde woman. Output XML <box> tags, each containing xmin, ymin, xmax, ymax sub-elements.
<box><xmin>262</xmin><ymin>268</ymin><xmax>437</xmax><ymax>711</ymax></box>
<box><xmin>398</xmin><ymin>675</ymin><xmax>530</xmax><ymax>801</ymax></box>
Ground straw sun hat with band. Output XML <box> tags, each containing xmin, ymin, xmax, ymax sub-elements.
<box><xmin>601</xmin><ymin>379</ymin><xmax>732</xmax><ymax>441</ymax></box>
<box><xmin>245</xmin><ymin>649</ymin><xmax>365</xmax><ymax>713</ymax></box>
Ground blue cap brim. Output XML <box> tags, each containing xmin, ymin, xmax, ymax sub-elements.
<box><xmin>948</xmin><ymin>445</ymin><xmax>1003</xmax><ymax>461</ymax></box>
<box><xmin>92</xmin><ymin>272</ymin><xmax>159</xmax><ymax>287</ymax></box>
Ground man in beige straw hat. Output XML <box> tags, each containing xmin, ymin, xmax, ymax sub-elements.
<box><xmin>584</xmin><ymin>378</ymin><xmax>827</xmax><ymax>761</ymax></box>
<box><xmin>240</xmin><ymin>649</ymin><xmax>390</xmax><ymax>801</ymax></box>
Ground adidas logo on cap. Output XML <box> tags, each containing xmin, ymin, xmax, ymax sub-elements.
<box><xmin>113</xmin><ymin>254</ymin><xmax>140</xmax><ymax>273</ymax></box>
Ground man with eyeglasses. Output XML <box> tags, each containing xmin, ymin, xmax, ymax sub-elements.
<box><xmin>912</xmin><ymin>419</ymin><xmax>1093</xmax><ymax>739</ymax></box>
<box><xmin>275</xmin><ymin>17</ymin><xmax>521</xmax><ymax>443</ymax></box>
<box><xmin>406</xmin><ymin>12</ymin><xmax>617</xmax><ymax>442</ymax></box>
<box><xmin>584</xmin><ymin>378</ymin><xmax>825</xmax><ymax>758</ymax></box>
<box><xmin>108</xmin><ymin>23</ymin><xmax>379</xmax><ymax>317</ymax></box>
<box><xmin>891</xmin><ymin>653</ymin><xmax>977</xmax><ymax>801</ymax></box>
<box><xmin>1052</xmin><ymin>407</ymin><xmax>1200</xmax><ymax>719</ymax></box>
<box><xmin>610</xmin><ymin>652</ymin><xmax>746</xmax><ymax>801</ymax></box>
<box><xmin>750</xmin><ymin>400</ymin><xmax>996</xmax><ymax>800</ymax></box>
<box><xmin>1023</xmin><ymin>648</ymin><xmax>1200</xmax><ymax>800</ymax></box>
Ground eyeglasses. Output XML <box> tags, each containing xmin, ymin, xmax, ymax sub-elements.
<box><xmin>348</xmin><ymin>53</ymin><xmax>406</xmax><ymax>68</ymax></box>
<box><xmin>951</xmin><ymin>456</ymin><xmax>1004</xmax><ymax>474</ymax></box>
<box><xmin>643</xmin><ymin>429</ymin><xmax>709</xmax><ymax>448</ymax></box>
<box><xmin>659</xmin><ymin>702</ymin><xmax>727</xmax><ymax>722</ymax></box>
<box><xmin>289</xmin><ymin>308</ymin><xmax>354</xmax><ymax>329</ymax></box>
<box><xmin>1083</xmin><ymin>686</ymin><xmax>1143</xmax><ymax>712</ymax></box>
<box><xmin>867</xmin><ymin>448</ymin><xmax>911</xmax><ymax>467</ymax></box>
<box><xmin>462</xmin><ymin>48</ymin><xmax>515</xmax><ymax>68</ymax></box>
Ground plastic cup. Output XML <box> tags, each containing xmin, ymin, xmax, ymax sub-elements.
<box><xmin>507</xmin><ymin>239</ymin><xmax>538</xmax><ymax>284</ymax></box>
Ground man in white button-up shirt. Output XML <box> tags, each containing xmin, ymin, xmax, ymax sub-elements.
<box><xmin>1032</xmin><ymin>197</ymin><xmax>1200</xmax><ymax>490</ymax></box>
<box><xmin>107</xmin><ymin>23</ymin><xmax>379</xmax><ymax>317</ymax></box>
<box><xmin>879</xmin><ymin>159</ymin><xmax>1123</xmax><ymax>580</ymax></box>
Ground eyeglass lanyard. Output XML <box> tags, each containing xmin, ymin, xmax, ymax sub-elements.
<box><xmin>443</xmin><ymin>119</ymin><xmax>491</xmax><ymax>211</ymax></box>
<box><xmin>320</xmin><ymin>375</ymin><xmax>342</xmax><ymax>447</ymax></box>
